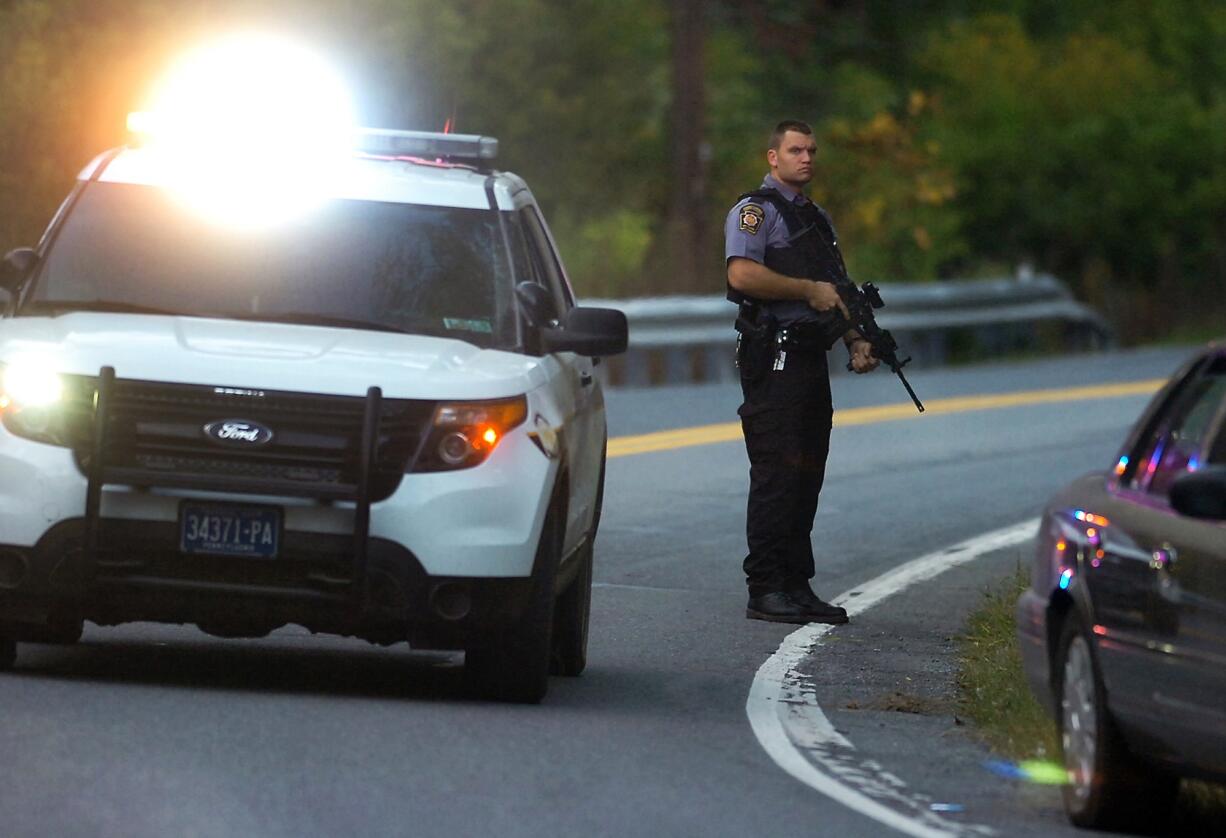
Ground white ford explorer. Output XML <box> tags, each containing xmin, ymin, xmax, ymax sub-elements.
<box><xmin>0</xmin><ymin>129</ymin><xmax>626</xmax><ymax>703</ymax></box>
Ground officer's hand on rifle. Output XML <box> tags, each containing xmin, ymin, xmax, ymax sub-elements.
<box><xmin>804</xmin><ymin>280</ymin><xmax>850</xmax><ymax>321</ymax></box>
<box><xmin>847</xmin><ymin>338</ymin><xmax>880</xmax><ymax>374</ymax></box>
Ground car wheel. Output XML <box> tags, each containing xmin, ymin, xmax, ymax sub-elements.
<box><xmin>466</xmin><ymin>503</ymin><xmax>561</xmax><ymax>704</ymax></box>
<box><xmin>1056</xmin><ymin>617</ymin><xmax>1178</xmax><ymax>831</ymax></box>
<box><xmin>0</xmin><ymin>637</ymin><xmax>15</xmax><ymax>671</ymax></box>
<box><xmin>5</xmin><ymin>618</ymin><xmax>84</xmax><ymax>645</ymax></box>
<box><xmin>589</xmin><ymin>442</ymin><xmax>606</xmax><ymax>539</ymax></box>
<box><xmin>551</xmin><ymin>538</ymin><xmax>592</xmax><ymax>677</ymax></box>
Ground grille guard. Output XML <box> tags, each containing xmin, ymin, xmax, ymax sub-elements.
<box><xmin>82</xmin><ymin>366</ymin><xmax>388</xmax><ymax>614</ymax></box>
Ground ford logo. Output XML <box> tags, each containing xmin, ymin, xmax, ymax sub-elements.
<box><xmin>203</xmin><ymin>419</ymin><xmax>274</xmax><ymax>447</ymax></box>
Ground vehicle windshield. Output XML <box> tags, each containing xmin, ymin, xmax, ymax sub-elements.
<box><xmin>22</xmin><ymin>181</ymin><xmax>518</xmax><ymax>349</ymax></box>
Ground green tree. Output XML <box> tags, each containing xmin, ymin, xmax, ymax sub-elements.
<box><xmin>1</xmin><ymin>0</ymin><xmax>669</xmax><ymax>299</ymax></box>
<box><xmin>816</xmin><ymin>90</ymin><xmax>963</xmax><ymax>281</ymax></box>
<box><xmin>920</xmin><ymin>9</ymin><xmax>1226</xmax><ymax>337</ymax></box>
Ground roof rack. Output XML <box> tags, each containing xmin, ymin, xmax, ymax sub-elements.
<box><xmin>354</xmin><ymin>128</ymin><xmax>498</xmax><ymax>162</ymax></box>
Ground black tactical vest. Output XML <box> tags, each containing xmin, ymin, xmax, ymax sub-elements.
<box><xmin>754</xmin><ymin>189</ymin><xmax>846</xmax><ymax>283</ymax></box>
<box><xmin>726</xmin><ymin>188</ymin><xmax>848</xmax><ymax>306</ymax></box>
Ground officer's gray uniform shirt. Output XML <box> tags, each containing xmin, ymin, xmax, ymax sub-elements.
<box><xmin>725</xmin><ymin>174</ymin><xmax>838</xmax><ymax>327</ymax></box>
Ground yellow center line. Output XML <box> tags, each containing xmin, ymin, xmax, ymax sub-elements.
<box><xmin>607</xmin><ymin>378</ymin><xmax>1166</xmax><ymax>459</ymax></box>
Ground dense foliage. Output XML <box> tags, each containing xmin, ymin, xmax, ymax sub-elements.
<box><xmin>1</xmin><ymin>0</ymin><xmax>1223</xmax><ymax>339</ymax></box>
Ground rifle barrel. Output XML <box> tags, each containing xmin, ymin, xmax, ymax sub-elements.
<box><xmin>897</xmin><ymin>369</ymin><xmax>925</xmax><ymax>413</ymax></box>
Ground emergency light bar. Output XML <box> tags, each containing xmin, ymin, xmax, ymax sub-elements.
<box><xmin>355</xmin><ymin>128</ymin><xmax>499</xmax><ymax>162</ymax></box>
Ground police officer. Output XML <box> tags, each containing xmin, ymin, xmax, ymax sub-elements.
<box><xmin>726</xmin><ymin>119</ymin><xmax>879</xmax><ymax>625</ymax></box>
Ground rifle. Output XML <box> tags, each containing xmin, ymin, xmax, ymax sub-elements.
<box><xmin>834</xmin><ymin>280</ymin><xmax>925</xmax><ymax>413</ymax></box>
<box><xmin>793</xmin><ymin>214</ymin><xmax>925</xmax><ymax>412</ymax></box>
<box><xmin>741</xmin><ymin>188</ymin><xmax>926</xmax><ymax>412</ymax></box>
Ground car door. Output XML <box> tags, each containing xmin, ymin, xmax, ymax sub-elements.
<box><xmin>1108</xmin><ymin>356</ymin><xmax>1226</xmax><ymax>753</ymax></box>
<box><xmin>515</xmin><ymin>208</ymin><xmax>601</xmax><ymax>555</ymax></box>
<box><xmin>1170</xmin><ymin>412</ymin><xmax>1226</xmax><ymax>771</ymax></box>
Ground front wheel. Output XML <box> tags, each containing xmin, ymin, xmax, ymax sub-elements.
<box><xmin>466</xmin><ymin>504</ymin><xmax>561</xmax><ymax>704</ymax></box>
<box><xmin>551</xmin><ymin>539</ymin><xmax>592</xmax><ymax>677</ymax></box>
<box><xmin>551</xmin><ymin>447</ymin><xmax>604</xmax><ymax>677</ymax></box>
<box><xmin>1057</xmin><ymin>617</ymin><xmax>1178</xmax><ymax>831</ymax></box>
<box><xmin>4</xmin><ymin>618</ymin><xmax>83</xmax><ymax>645</ymax></box>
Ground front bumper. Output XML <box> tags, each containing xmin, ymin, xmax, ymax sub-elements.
<box><xmin>1015</xmin><ymin>589</ymin><xmax>1055</xmax><ymax>717</ymax></box>
<box><xmin>0</xmin><ymin>518</ymin><xmax>538</xmax><ymax>647</ymax></box>
<box><xmin>0</xmin><ymin>406</ymin><xmax>553</xmax><ymax>575</ymax></box>
<box><xmin>0</xmin><ymin>379</ymin><xmax>556</xmax><ymax>644</ymax></box>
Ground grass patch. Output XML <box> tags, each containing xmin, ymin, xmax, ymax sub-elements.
<box><xmin>956</xmin><ymin>564</ymin><xmax>1059</xmax><ymax>762</ymax></box>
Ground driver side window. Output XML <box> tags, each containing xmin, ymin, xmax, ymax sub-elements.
<box><xmin>1130</xmin><ymin>365</ymin><xmax>1226</xmax><ymax>498</ymax></box>
<box><xmin>519</xmin><ymin>208</ymin><xmax>572</xmax><ymax>315</ymax></box>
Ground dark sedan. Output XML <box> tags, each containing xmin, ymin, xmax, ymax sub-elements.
<box><xmin>1017</xmin><ymin>342</ymin><xmax>1226</xmax><ymax>832</ymax></box>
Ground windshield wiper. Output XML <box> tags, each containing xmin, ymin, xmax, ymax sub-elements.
<box><xmin>22</xmin><ymin>300</ymin><xmax>194</xmax><ymax>317</ymax></box>
<box><xmin>218</xmin><ymin>312</ymin><xmax>412</xmax><ymax>334</ymax></box>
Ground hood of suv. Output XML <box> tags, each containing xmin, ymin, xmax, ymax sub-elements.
<box><xmin>0</xmin><ymin>313</ymin><xmax>547</xmax><ymax>399</ymax></box>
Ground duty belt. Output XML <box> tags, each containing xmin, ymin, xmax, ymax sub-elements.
<box><xmin>736</xmin><ymin>313</ymin><xmax>825</xmax><ymax>349</ymax></box>
<box><xmin>774</xmin><ymin>323</ymin><xmax>828</xmax><ymax>351</ymax></box>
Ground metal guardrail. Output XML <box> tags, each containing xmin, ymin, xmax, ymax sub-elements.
<box><xmin>585</xmin><ymin>274</ymin><xmax>1114</xmax><ymax>388</ymax></box>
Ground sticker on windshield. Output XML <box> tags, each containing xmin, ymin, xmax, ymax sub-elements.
<box><xmin>443</xmin><ymin>318</ymin><xmax>493</xmax><ymax>334</ymax></box>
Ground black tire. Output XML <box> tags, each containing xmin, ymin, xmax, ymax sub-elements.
<box><xmin>466</xmin><ymin>504</ymin><xmax>561</xmax><ymax>704</ymax></box>
<box><xmin>589</xmin><ymin>442</ymin><xmax>606</xmax><ymax>539</ymax></box>
<box><xmin>0</xmin><ymin>637</ymin><xmax>15</xmax><ymax>671</ymax></box>
<box><xmin>551</xmin><ymin>539</ymin><xmax>592</xmax><ymax>677</ymax></box>
<box><xmin>551</xmin><ymin>449</ymin><xmax>604</xmax><ymax>678</ymax></box>
<box><xmin>1055</xmin><ymin>617</ymin><xmax>1179</xmax><ymax>832</ymax></box>
<box><xmin>6</xmin><ymin>618</ymin><xmax>83</xmax><ymax>645</ymax></box>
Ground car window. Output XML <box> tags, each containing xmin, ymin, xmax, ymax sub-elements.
<box><xmin>1130</xmin><ymin>365</ymin><xmax>1226</xmax><ymax>497</ymax></box>
<box><xmin>1209</xmin><ymin>423</ymin><xmax>1226</xmax><ymax>466</ymax></box>
<box><xmin>25</xmin><ymin>181</ymin><xmax>518</xmax><ymax>348</ymax></box>
<box><xmin>1208</xmin><ymin>362</ymin><xmax>1226</xmax><ymax>466</ymax></box>
<box><xmin>520</xmin><ymin>208</ymin><xmax>574</xmax><ymax>313</ymax></box>
<box><xmin>506</xmin><ymin>213</ymin><xmax>542</xmax><ymax>287</ymax></box>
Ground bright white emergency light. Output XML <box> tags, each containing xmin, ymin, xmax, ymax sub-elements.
<box><xmin>1</xmin><ymin>360</ymin><xmax>63</xmax><ymax>408</ymax></box>
<box><xmin>132</xmin><ymin>33</ymin><xmax>355</xmax><ymax>230</ymax></box>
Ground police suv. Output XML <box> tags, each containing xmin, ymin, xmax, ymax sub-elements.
<box><xmin>0</xmin><ymin>129</ymin><xmax>626</xmax><ymax>703</ymax></box>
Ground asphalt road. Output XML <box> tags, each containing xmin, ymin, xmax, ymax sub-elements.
<box><xmin>0</xmin><ymin>345</ymin><xmax>1206</xmax><ymax>837</ymax></box>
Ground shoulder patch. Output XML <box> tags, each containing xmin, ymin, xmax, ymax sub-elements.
<box><xmin>738</xmin><ymin>203</ymin><xmax>765</xmax><ymax>235</ymax></box>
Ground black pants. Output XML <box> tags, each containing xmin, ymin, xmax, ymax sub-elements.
<box><xmin>738</xmin><ymin>341</ymin><xmax>833</xmax><ymax>598</ymax></box>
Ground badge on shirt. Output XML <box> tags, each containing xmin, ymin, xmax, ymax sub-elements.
<box><xmin>739</xmin><ymin>204</ymin><xmax>765</xmax><ymax>235</ymax></box>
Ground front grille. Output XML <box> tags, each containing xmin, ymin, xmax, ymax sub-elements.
<box><xmin>66</xmin><ymin>378</ymin><xmax>434</xmax><ymax>500</ymax></box>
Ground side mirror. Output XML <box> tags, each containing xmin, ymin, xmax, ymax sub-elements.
<box><xmin>516</xmin><ymin>282</ymin><xmax>557</xmax><ymax>329</ymax></box>
<box><xmin>543</xmin><ymin>306</ymin><xmax>628</xmax><ymax>357</ymax></box>
<box><xmin>1</xmin><ymin>247</ymin><xmax>38</xmax><ymax>293</ymax></box>
<box><xmin>1170</xmin><ymin>467</ymin><xmax>1226</xmax><ymax>520</ymax></box>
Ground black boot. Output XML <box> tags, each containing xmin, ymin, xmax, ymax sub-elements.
<box><xmin>747</xmin><ymin>591</ymin><xmax>821</xmax><ymax>624</ymax></box>
<box><xmin>786</xmin><ymin>586</ymin><xmax>849</xmax><ymax>624</ymax></box>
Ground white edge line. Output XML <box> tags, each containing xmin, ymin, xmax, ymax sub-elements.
<box><xmin>746</xmin><ymin>518</ymin><xmax>1040</xmax><ymax>838</ymax></box>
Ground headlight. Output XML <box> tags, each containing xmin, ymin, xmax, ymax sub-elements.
<box><xmin>411</xmin><ymin>396</ymin><xmax>528</xmax><ymax>472</ymax></box>
<box><xmin>0</xmin><ymin>361</ymin><xmax>91</xmax><ymax>448</ymax></box>
<box><xmin>1</xmin><ymin>361</ymin><xmax>63</xmax><ymax>408</ymax></box>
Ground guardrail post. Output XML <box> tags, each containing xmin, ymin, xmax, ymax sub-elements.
<box><xmin>664</xmin><ymin>347</ymin><xmax>691</xmax><ymax>386</ymax></box>
<box><xmin>621</xmin><ymin>349</ymin><xmax>652</xmax><ymax>387</ymax></box>
<box><xmin>703</xmin><ymin>343</ymin><xmax>736</xmax><ymax>383</ymax></box>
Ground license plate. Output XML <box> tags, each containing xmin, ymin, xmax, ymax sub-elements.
<box><xmin>179</xmin><ymin>502</ymin><xmax>281</xmax><ymax>558</ymax></box>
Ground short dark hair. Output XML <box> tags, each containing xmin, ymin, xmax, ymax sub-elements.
<box><xmin>769</xmin><ymin>120</ymin><xmax>814</xmax><ymax>151</ymax></box>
